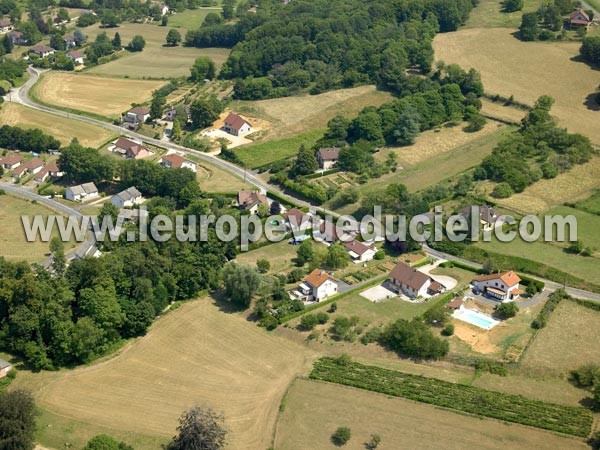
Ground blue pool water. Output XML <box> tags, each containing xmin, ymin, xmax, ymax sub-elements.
<box><xmin>454</xmin><ymin>308</ymin><xmax>499</xmax><ymax>330</ymax></box>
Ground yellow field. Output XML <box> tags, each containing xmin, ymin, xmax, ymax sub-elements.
<box><xmin>233</xmin><ymin>85</ymin><xmax>393</xmax><ymax>140</ymax></box>
<box><xmin>481</xmin><ymin>98</ymin><xmax>528</xmax><ymax>123</ymax></box>
<box><xmin>494</xmin><ymin>156</ymin><xmax>600</xmax><ymax>214</ymax></box>
<box><xmin>433</xmin><ymin>28</ymin><xmax>600</xmax><ymax>144</ymax></box>
<box><xmin>33</xmin><ymin>72</ymin><xmax>165</xmax><ymax>118</ymax></box>
<box><xmin>521</xmin><ymin>301</ymin><xmax>600</xmax><ymax>376</ymax></box>
<box><xmin>0</xmin><ymin>194</ymin><xmax>77</xmax><ymax>263</ymax></box>
<box><xmin>0</xmin><ymin>103</ymin><xmax>115</xmax><ymax>148</ymax></box>
<box><xmin>84</xmin><ymin>22</ymin><xmax>230</xmax><ymax>78</ymax></box>
<box><xmin>195</xmin><ymin>160</ymin><xmax>251</xmax><ymax>193</ymax></box>
<box><xmin>27</xmin><ymin>299</ymin><xmax>313</xmax><ymax>450</ymax></box>
<box><xmin>377</xmin><ymin>120</ymin><xmax>505</xmax><ymax>167</ymax></box>
<box><xmin>274</xmin><ymin>378</ymin><xmax>588</xmax><ymax>450</ymax></box>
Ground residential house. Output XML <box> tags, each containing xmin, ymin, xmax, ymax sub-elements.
<box><xmin>343</xmin><ymin>239</ymin><xmax>376</xmax><ymax>263</ymax></box>
<box><xmin>9</xmin><ymin>30</ymin><xmax>27</xmax><ymax>45</ymax></box>
<box><xmin>111</xmin><ymin>186</ymin><xmax>143</xmax><ymax>208</ymax></box>
<box><xmin>67</xmin><ymin>50</ymin><xmax>84</xmax><ymax>65</ymax></box>
<box><xmin>0</xmin><ymin>18</ymin><xmax>13</xmax><ymax>34</ymax></box>
<box><xmin>0</xmin><ymin>153</ymin><xmax>22</xmax><ymax>170</ymax></box>
<box><xmin>53</xmin><ymin>17</ymin><xmax>68</xmax><ymax>26</ymax></box>
<box><xmin>313</xmin><ymin>220</ymin><xmax>356</xmax><ymax>245</ymax></box>
<box><xmin>222</xmin><ymin>113</ymin><xmax>252</xmax><ymax>136</ymax></box>
<box><xmin>164</xmin><ymin>106</ymin><xmax>190</xmax><ymax>122</ymax></box>
<box><xmin>64</xmin><ymin>35</ymin><xmax>77</xmax><ymax>49</ymax></box>
<box><xmin>569</xmin><ymin>9</ymin><xmax>590</xmax><ymax>27</ymax></box>
<box><xmin>284</xmin><ymin>207</ymin><xmax>312</xmax><ymax>232</ymax></box>
<box><xmin>0</xmin><ymin>358</ymin><xmax>12</xmax><ymax>379</ymax></box>
<box><xmin>292</xmin><ymin>269</ymin><xmax>338</xmax><ymax>302</ymax></box>
<box><xmin>11</xmin><ymin>164</ymin><xmax>26</xmax><ymax>180</ymax></box>
<box><xmin>23</xmin><ymin>157</ymin><xmax>44</xmax><ymax>175</ymax></box>
<box><xmin>236</xmin><ymin>190</ymin><xmax>269</xmax><ymax>214</ymax></box>
<box><xmin>35</xmin><ymin>162</ymin><xmax>63</xmax><ymax>182</ymax></box>
<box><xmin>472</xmin><ymin>271</ymin><xmax>521</xmax><ymax>302</ymax></box>
<box><xmin>118</xmin><ymin>208</ymin><xmax>148</xmax><ymax>223</ymax></box>
<box><xmin>459</xmin><ymin>205</ymin><xmax>498</xmax><ymax>231</ymax></box>
<box><xmin>114</xmin><ymin>137</ymin><xmax>149</xmax><ymax>159</ymax></box>
<box><xmin>123</xmin><ymin>106</ymin><xmax>150</xmax><ymax>125</ymax></box>
<box><xmin>446</xmin><ymin>298</ymin><xmax>465</xmax><ymax>310</ymax></box>
<box><xmin>316</xmin><ymin>147</ymin><xmax>340</xmax><ymax>170</ymax></box>
<box><xmin>29</xmin><ymin>44</ymin><xmax>55</xmax><ymax>58</ymax></box>
<box><xmin>151</xmin><ymin>1</ymin><xmax>170</xmax><ymax>15</ymax></box>
<box><xmin>160</xmin><ymin>153</ymin><xmax>197</xmax><ymax>172</ymax></box>
<box><xmin>65</xmin><ymin>182</ymin><xmax>99</xmax><ymax>202</ymax></box>
<box><xmin>389</xmin><ymin>261</ymin><xmax>446</xmax><ymax>298</ymax></box>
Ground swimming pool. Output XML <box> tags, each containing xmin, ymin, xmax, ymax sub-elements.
<box><xmin>453</xmin><ymin>308</ymin><xmax>500</xmax><ymax>330</ymax></box>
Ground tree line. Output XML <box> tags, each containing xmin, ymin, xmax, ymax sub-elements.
<box><xmin>0</xmin><ymin>124</ymin><xmax>61</xmax><ymax>152</ymax></box>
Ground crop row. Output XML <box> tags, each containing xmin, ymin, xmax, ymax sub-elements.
<box><xmin>310</xmin><ymin>357</ymin><xmax>592</xmax><ymax>437</ymax></box>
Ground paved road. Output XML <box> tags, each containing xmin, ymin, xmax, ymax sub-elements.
<box><xmin>581</xmin><ymin>0</ymin><xmax>600</xmax><ymax>18</ymax></box>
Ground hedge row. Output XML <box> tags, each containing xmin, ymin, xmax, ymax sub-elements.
<box><xmin>531</xmin><ymin>289</ymin><xmax>568</xmax><ymax>329</ymax></box>
<box><xmin>304</xmin><ymin>168</ymin><xmax>340</xmax><ymax>179</ymax></box>
<box><xmin>310</xmin><ymin>357</ymin><xmax>593</xmax><ymax>437</ymax></box>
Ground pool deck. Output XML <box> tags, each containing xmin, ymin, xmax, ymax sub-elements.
<box><xmin>452</xmin><ymin>307</ymin><xmax>500</xmax><ymax>331</ymax></box>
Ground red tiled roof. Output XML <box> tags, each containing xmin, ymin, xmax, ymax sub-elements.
<box><xmin>0</xmin><ymin>154</ymin><xmax>22</xmax><ymax>166</ymax></box>
<box><xmin>115</xmin><ymin>137</ymin><xmax>147</xmax><ymax>156</ymax></box>
<box><xmin>24</xmin><ymin>157</ymin><xmax>44</xmax><ymax>170</ymax></box>
<box><xmin>67</xmin><ymin>50</ymin><xmax>83</xmax><ymax>59</ymax></box>
<box><xmin>285</xmin><ymin>207</ymin><xmax>310</xmax><ymax>226</ymax></box>
<box><xmin>161</xmin><ymin>153</ymin><xmax>190</xmax><ymax>168</ymax></box>
<box><xmin>342</xmin><ymin>239</ymin><xmax>372</xmax><ymax>256</ymax></box>
<box><xmin>447</xmin><ymin>298</ymin><xmax>464</xmax><ymax>309</ymax></box>
<box><xmin>224</xmin><ymin>113</ymin><xmax>250</xmax><ymax>131</ymax></box>
<box><xmin>569</xmin><ymin>9</ymin><xmax>590</xmax><ymax>21</ymax></box>
<box><xmin>473</xmin><ymin>271</ymin><xmax>521</xmax><ymax>287</ymax></box>
<box><xmin>129</xmin><ymin>106</ymin><xmax>150</xmax><ymax>115</ymax></box>
<box><xmin>305</xmin><ymin>269</ymin><xmax>333</xmax><ymax>288</ymax></box>
<box><xmin>389</xmin><ymin>261</ymin><xmax>431</xmax><ymax>291</ymax></box>
<box><xmin>317</xmin><ymin>147</ymin><xmax>340</xmax><ymax>161</ymax></box>
<box><xmin>237</xmin><ymin>190</ymin><xmax>268</xmax><ymax>210</ymax></box>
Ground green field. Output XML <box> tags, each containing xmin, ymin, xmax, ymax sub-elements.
<box><xmin>84</xmin><ymin>22</ymin><xmax>231</xmax><ymax>78</ymax></box>
<box><xmin>234</xmin><ymin>129</ymin><xmax>325</xmax><ymax>168</ymax></box>
<box><xmin>166</xmin><ymin>7</ymin><xmax>222</xmax><ymax>29</ymax></box>
<box><xmin>573</xmin><ymin>190</ymin><xmax>600</xmax><ymax>216</ymax></box>
<box><xmin>464</xmin><ymin>0</ymin><xmax>543</xmax><ymax>28</ymax></box>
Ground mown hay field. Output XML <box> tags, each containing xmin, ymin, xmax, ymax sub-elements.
<box><xmin>0</xmin><ymin>103</ymin><xmax>116</xmax><ymax>148</ymax></box>
<box><xmin>194</xmin><ymin>159</ymin><xmax>251</xmax><ymax>193</ymax></box>
<box><xmin>520</xmin><ymin>300</ymin><xmax>600</xmax><ymax>376</ymax></box>
<box><xmin>495</xmin><ymin>157</ymin><xmax>600</xmax><ymax>214</ymax></box>
<box><xmin>464</xmin><ymin>0</ymin><xmax>543</xmax><ymax>28</ymax></box>
<box><xmin>274</xmin><ymin>378</ymin><xmax>588</xmax><ymax>450</ymax></box>
<box><xmin>166</xmin><ymin>7</ymin><xmax>222</xmax><ymax>29</ymax></box>
<box><xmin>85</xmin><ymin>22</ymin><xmax>230</xmax><ymax>78</ymax></box>
<box><xmin>30</xmin><ymin>299</ymin><xmax>313</xmax><ymax>450</ymax></box>
<box><xmin>33</xmin><ymin>72</ymin><xmax>165</xmax><ymax>118</ymax></box>
<box><xmin>0</xmin><ymin>194</ymin><xmax>77</xmax><ymax>263</ymax></box>
<box><xmin>433</xmin><ymin>28</ymin><xmax>600</xmax><ymax>145</ymax></box>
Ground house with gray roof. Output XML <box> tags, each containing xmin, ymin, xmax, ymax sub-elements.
<box><xmin>111</xmin><ymin>186</ymin><xmax>143</xmax><ymax>208</ymax></box>
<box><xmin>65</xmin><ymin>182</ymin><xmax>99</xmax><ymax>202</ymax></box>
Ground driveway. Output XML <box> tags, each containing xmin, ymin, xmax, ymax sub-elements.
<box><xmin>360</xmin><ymin>284</ymin><xmax>397</xmax><ymax>302</ymax></box>
<box><xmin>201</xmin><ymin>128</ymin><xmax>253</xmax><ymax>148</ymax></box>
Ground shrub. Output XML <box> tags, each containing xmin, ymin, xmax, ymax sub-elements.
<box><xmin>531</xmin><ymin>289</ymin><xmax>567</xmax><ymax>329</ymax></box>
<box><xmin>315</xmin><ymin>312</ymin><xmax>329</xmax><ymax>324</ymax></box>
<box><xmin>331</xmin><ymin>427</ymin><xmax>351</xmax><ymax>446</ymax></box>
<box><xmin>491</xmin><ymin>182</ymin><xmax>514</xmax><ymax>199</ymax></box>
<box><xmin>373</xmin><ymin>250</ymin><xmax>385</xmax><ymax>260</ymax></box>
<box><xmin>287</xmin><ymin>268</ymin><xmax>305</xmax><ymax>283</ymax></box>
<box><xmin>329</xmin><ymin>302</ymin><xmax>338</xmax><ymax>313</ymax></box>
<box><xmin>256</xmin><ymin>259</ymin><xmax>270</xmax><ymax>273</ymax></box>
<box><xmin>571</xmin><ymin>364</ymin><xmax>600</xmax><ymax>388</ymax></box>
<box><xmin>442</xmin><ymin>324</ymin><xmax>455</xmax><ymax>336</ymax></box>
<box><xmin>495</xmin><ymin>302</ymin><xmax>519</xmax><ymax>319</ymax></box>
<box><xmin>300</xmin><ymin>314</ymin><xmax>318</xmax><ymax>330</ymax></box>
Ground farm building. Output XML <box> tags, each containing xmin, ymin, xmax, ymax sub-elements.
<box><xmin>316</xmin><ymin>147</ymin><xmax>341</xmax><ymax>170</ymax></box>
<box><xmin>472</xmin><ymin>271</ymin><xmax>521</xmax><ymax>302</ymax></box>
<box><xmin>113</xmin><ymin>137</ymin><xmax>149</xmax><ymax>159</ymax></box>
<box><xmin>389</xmin><ymin>261</ymin><xmax>446</xmax><ymax>298</ymax></box>
<box><xmin>0</xmin><ymin>18</ymin><xmax>13</xmax><ymax>33</ymax></box>
<box><xmin>0</xmin><ymin>153</ymin><xmax>22</xmax><ymax>170</ymax></box>
<box><xmin>65</xmin><ymin>182</ymin><xmax>99</xmax><ymax>202</ymax></box>
<box><xmin>160</xmin><ymin>153</ymin><xmax>197</xmax><ymax>172</ymax></box>
<box><xmin>236</xmin><ymin>190</ymin><xmax>269</xmax><ymax>214</ymax></box>
<box><xmin>67</xmin><ymin>50</ymin><xmax>84</xmax><ymax>65</ymax></box>
<box><xmin>343</xmin><ymin>239</ymin><xmax>376</xmax><ymax>263</ymax></box>
<box><xmin>222</xmin><ymin>113</ymin><xmax>252</xmax><ymax>136</ymax></box>
<box><xmin>123</xmin><ymin>106</ymin><xmax>150</xmax><ymax>126</ymax></box>
<box><xmin>29</xmin><ymin>44</ymin><xmax>55</xmax><ymax>58</ymax></box>
<box><xmin>0</xmin><ymin>358</ymin><xmax>12</xmax><ymax>379</ymax></box>
<box><xmin>291</xmin><ymin>269</ymin><xmax>339</xmax><ymax>303</ymax></box>
<box><xmin>111</xmin><ymin>186</ymin><xmax>143</xmax><ymax>208</ymax></box>
<box><xmin>569</xmin><ymin>9</ymin><xmax>590</xmax><ymax>27</ymax></box>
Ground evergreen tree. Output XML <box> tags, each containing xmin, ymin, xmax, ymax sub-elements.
<box><xmin>292</xmin><ymin>144</ymin><xmax>318</xmax><ymax>176</ymax></box>
<box><xmin>2</xmin><ymin>34</ymin><xmax>13</xmax><ymax>54</ymax></box>
<box><xmin>112</xmin><ymin>32</ymin><xmax>121</xmax><ymax>49</ymax></box>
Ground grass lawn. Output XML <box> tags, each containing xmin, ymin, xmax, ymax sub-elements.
<box><xmin>360</xmin><ymin>125</ymin><xmax>513</xmax><ymax>195</ymax></box>
<box><xmin>520</xmin><ymin>300</ymin><xmax>600</xmax><ymax>376</ymax></box>
<box><xmin>274</xmin><ymin>378</ymin><xmax>588</xmax><ymax>450</ymax></box>
<box><xmin>0</xmin><ymin>102</ymin><xmax>116</xmax><ymax>148</ymax></box>
<box><xmin>33</xmin><ymin>72</ymin><xmax>165</xmax><ymax>119</ymax></box>
<box><xmin>574</xmin><ymin>189</ymin><xmax>600</xmax><ymax>215</ymax></box>
<box><xmin>234</xmin><ymin>129</ymin><xmax>325</xmax><ymax>169</ymax></box>
<box><xmin>85</xmin><ymin>22</ymin><xmax>231</xmax><ymax>78</ymax></box>
<box><xmin>545</xmin><ymin>205</ymin><xmax>600</xmax><ymax>249</ymax></box>
<box><xmin>235</xmin><ymin>240</ymin><xmax>296</xmax><ymax>274</ymax></box>
<box><xmin>0</xmin><ymin>194</ymin><xmax>78</xmax><ymax>263</ymax></box>
<box><xmin>433</xmin><ymin>28</ymin><xmax>600</xmax><ymax>145</ymax></box>
<box><xmin>193</xmin><ymin>158</ymin><xmax>252</xmax><ymax>193</ymax></box>
<box><xmin>464</xmin><ymin>0</ymin><xmax>543</xmax><ymax>28</ymax></box>
<box><xmin>166</xmin><ymin>7</ymin><xmax>222</xmax><ymax>29</ymax></box>
<box><xmin>17</xmin><ymin>298</ymin><xmax>313</xmax><ymax>450</ymax></box>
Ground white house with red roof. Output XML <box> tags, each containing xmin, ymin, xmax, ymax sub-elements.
<box><xmin>160</xmin><ymin>153</ymin><xmax>197</xmax><ymax>172</ymax></box>
<box><xmin>389</xmin><ymin>261</ymin><xmax>446</xmax><ymax>298</ymax></box>
<box><xmin>472</xmin><ymin>271</ymin><xmax>521</xmax><ymax>302</ymax></box>
<box><xmin>222</xmin><ymin>113</ymin><xmax>252</xmax><ymax>136</ymax></box>
<box><xmin>316</xmin><ymin>147</ymin><xmax>341</xmax><ymax>170</ymax></box>
<box><xmin>569</xmin><ymin>9</ymin><xmax>590</xmax><ymax>27</ymax></box>
<box><xmin>0</xmin><ymin>153</ymin><xmax>22</xmax><ymax>170</ymax></box>
<box><xmin>113</xmin><ymin>137</ymin><xmax>150</xmax><ymax>159</ymax></box>
<box><xmin>343</xmin><ymin>239</ymin><xmax>376</xmax><ymax>263</ymax></box>
<box><xmin>123</xmin><ymin>106</ymin><xmax>150</xmax><ymax>125</ymax></box>
<box><xmin>291</xmin><ymin>269</ymin><xmax>339</xmax><ymax>303</ymax></box>
<box><xmin>67</xmin><ymin>50</ymin><xmax>84</xmax><ymax>65</ymax></box>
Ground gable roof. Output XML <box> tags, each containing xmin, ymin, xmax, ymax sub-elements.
<box><xmin>285</xmin><ymin>207</ymin><xmax>310</xmax><ymax>226</ymax></box>
<box><xmin>460</xmin><ymin>205</ymin><xmax>498</xmax><ymax>224</ymax></box>
<box><xmin>24</xmin><ymin>157</ymin><xmax>44</xmax><ymax>170</ymax></box>
<box><xmin>45</xmin><ymin>162</ymin><xmax>60</xmax><ymax>173</ymax></box>
<box><xmin>128</xmin><ymin>106</ymin><xmax>150</xmax><ymax>115</ymax></box>
<box><xmin>342</xmin><ymin>239</ymin><xmax>373</xmax><ymax>256</ymax></box>
<box><xmin>115</xmin><ymin>137</ymin><xmax>147</xmax><ymax>156</ymax></box>
<box><xmin>473</xmin><ymin>271</ymin><xmax>521</xmax><ymax>286</ymax></box>
<box><xmin>305</xmin><ymin>269</ymin><xmax>334</xmax><ymax>288</ymax></box>
<box><xmin>0</xmin><ymin>18</ymin><xmax>12</xmax><ymax>27</ymax></box>
<box><xmin>0</xmin><ymin>154</ymin><xmax>22</xmax><ymax>166</ymax></box>
<box><xmin>30</xmin><ymin>44</ymin><xmax>54</xmax><ymax>54</ymax></box>
<box><xmin>237</xmin><ymin>190</ymin><xmax>268</xmax><ymax>210</ymax></box>
<box><xmin>161</xmin><ymin>153</ymin><xmax>194</xmax><ymax>169</ymax></box>
<box><xmin>224</xmin><ymin>113</ymin><xmax>250</xmax><ymax>131</ymax></box>
<box><xmin>569</xmin><ymin>9</ymin><xmax>590</xmax><ymax>21</ymax></box>
<box><xmin>114</xmin><ymin>186</ymin><xmax>142</xmax><ymax>202</ymax></box>
<box><xmin>389</xmin><ymin>261</ymin><xmax>432</xmax><ymax>291</ymax></box>
<box><xmin>67</xmin><ymin>50</ymin><xmax>83</xmax><ymax>59</ymax></box>
<box><xmin>64</xmin><ymin>34</ymin><xmax>75</xmax><ymax>42</ymax></box>
<box><xmin>317</xmin><ymin>147</ymin><xmax>341</xmax><ymax>161</ymax></box>
<box><xmin>69</xmin><ymin>182</ymin><xmax>98</xmax><ymax>195</ymax></box>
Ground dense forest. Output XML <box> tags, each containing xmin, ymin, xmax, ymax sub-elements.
<box><xmin>186</xmin><ymin>0</ymin><xmax>477</xmax><ymax>99</ymax></box>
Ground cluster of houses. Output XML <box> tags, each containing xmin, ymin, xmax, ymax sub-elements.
<box><xmin>0</xmin><ymin>153</ymin><xmax>64</xmax><ymax>182</ymax></box>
